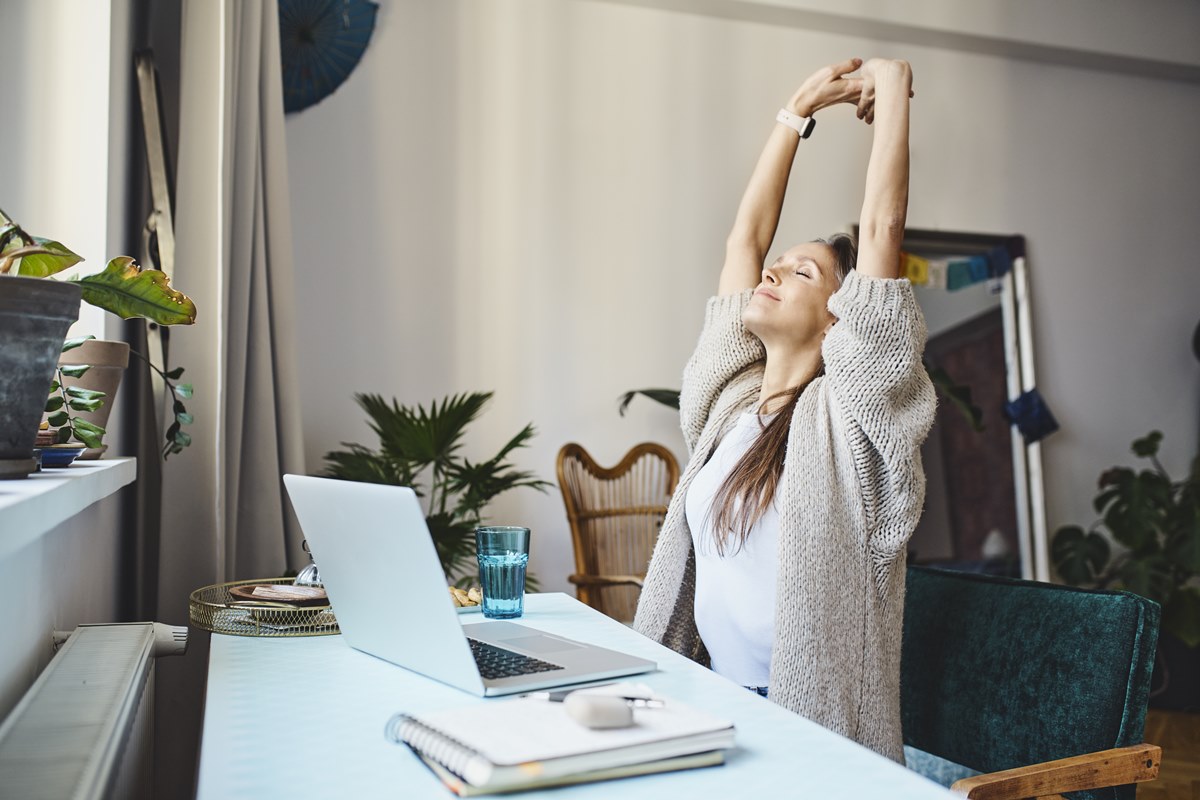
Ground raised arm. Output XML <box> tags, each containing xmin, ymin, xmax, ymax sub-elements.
<box><xmin>719</xmin><ymin>59</ymin><xmax>864</xmax><ymax>296</ymax></box>
<box><xmin>854</xmin><ymin>59</ymin><xmax>913</xmax><ymax>280</ymax></box>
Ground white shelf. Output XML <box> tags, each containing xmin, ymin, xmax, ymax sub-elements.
<box><xmin>0</xmin><ymin>458</ymin><xmax>136</xmax><ymax>560</ymax></box>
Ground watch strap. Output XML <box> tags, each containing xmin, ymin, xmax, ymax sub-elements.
<box><xmin>776</xmin><ymin>108</ymin><xmax>816</xmax><ymax>139</ymax></box>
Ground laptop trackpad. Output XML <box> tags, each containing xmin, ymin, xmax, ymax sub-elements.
<box><xmin>505</xmin><ymin>635</ymin><xmax>585</xmax><ymax>654</ymax></box>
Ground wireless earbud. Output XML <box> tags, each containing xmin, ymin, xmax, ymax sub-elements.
<box><xmin>563</xmin><ymin>693</ymin><xmax>635</xmax><ymax>729</ymax></box>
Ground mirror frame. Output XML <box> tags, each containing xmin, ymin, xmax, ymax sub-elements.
<box><xmin>854</xmin><ymin>227</ymin><xmax>1047</xmax><ymax>580</ymax></box>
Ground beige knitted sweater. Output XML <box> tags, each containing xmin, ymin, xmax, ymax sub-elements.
<box><xmin>633</xmin><ymin>270</ymin><xmax>936</xmax><ymax>761</ymax></box>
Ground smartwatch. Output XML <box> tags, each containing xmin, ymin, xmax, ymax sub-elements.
<box><xmin>776</xmin><ymin>108</ymin><xmax>816</xmax><ymax>139</ymax></box>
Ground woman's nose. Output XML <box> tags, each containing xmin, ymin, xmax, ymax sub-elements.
<box><xmin>762</xmin><ymin>266</ymin><xmax>781</xmax><ymax>285</ymax></box>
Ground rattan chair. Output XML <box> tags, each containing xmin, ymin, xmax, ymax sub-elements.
<box><xmin>556</xmin><ymin>442</ymin><xmax>680</xmax><ymax>623</ymax></box>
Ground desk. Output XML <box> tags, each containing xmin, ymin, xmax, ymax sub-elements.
<box><xmin>197</xmin><ymin>593</ymin><xmax>953</xmax><ymax>798</ymax></box>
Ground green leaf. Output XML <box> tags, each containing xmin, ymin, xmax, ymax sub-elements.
<box><xmin>55</xmin><ymin>427</ymin><xmax>73</xmax><ymax>444</ymax></box>
<box><xmin>1132</xmin><ymin>431</ymin><xmax>1163</xmax><ymax>458</ymax></box>
<box><xmin>1050</xmin><ymin>526</ymin><xmax>1110</xmax><ymax>585</ymax></box>
<box><xmin>48</xmin><ymin>380</ymin><xmax>59</xmax><ymax>392</ymax></box>
<box><xmin>1095</xmin><ymin>469</ymin><xmax>1170</xmax><ymax>550</ymax></box>
<box><xmin>61</xmin><ymin>335</ymin><xmax>96</xmax><ymax>352</ymax></box>
<box><xmin>59</xmin><ymin>364</ymin><xmax>90</xmax><ymax>378</ymax></box>
<box><xmin>617</xmin><ymin>388</ymin><xmax>682</xmax><ymax>417</ymax></box>
<box><xmin>174</xmin><ymin>383</ymin><xmax>193</xmax><ymax>399</ymax></box>
<box><xmin>923</xmin><ymin>364</ymin><xmax>985</xmax><ymax>431</ymax></box>
<box><xmin>75</xmin><ymin>257</ymin><xmax>197</xmax><ymax>325</ymax></box>
<box><xmin>70</xmin><ymin>425</ymin><xmax>104</xmax><ymax>449</ymax></box>
<box><xmin>165</xmin><ymin>366</ymin><xmax>185</xmax><ymax>380</ymax></box>
<box><xmin>177</xmin><ymin>412</ymin><xmax>194</xmax><ymax>425</ymax></box>
<box><xmin>46</xmin><ymin>410</ymin><xmax>70</xmax><ymax>427</ymax></box>
<box><xmin>173</xmin><ymin>430</ymin><xmax>192</xmax><ymax>447</ymax></box>
<box><xmin>72</xmin><ymin>419</ymin><xmax>105</xmax><ymax>435</ymax></box>
<box><xmin>45</xmin><ymin>396</ymin><xmax>64</xmax><ymax>412</ymax></box>
<box><xmin>6</xmin><ymin>236</ymin><xmax>84</xmax><ymax>277</ymax></box>
<box><xmin>1115</xmin><ymin>556</ymin><xmax>1173</xmax><ymax>604</ymax></box>
<box><xmin>1163</xmin><ymin>587</ymin><xmax>1200</xmax><ymax>648</ymax></box>
<box><xmin>67</xmin><ymin>398</ymin><xmax>104</xmax><ymax>412</ymax></box>
<box><xmin>65</xmin><ymin>386</ymin><xmax>105</xmax><ymax>401</ymax></box>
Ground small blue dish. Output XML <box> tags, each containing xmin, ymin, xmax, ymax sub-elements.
<box><xmin>40</xmin><ymin>446</ymin><xmax>86</xmax><ymax>468</ymax></box>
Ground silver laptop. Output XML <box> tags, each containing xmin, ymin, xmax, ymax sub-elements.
<box><xmin>283</xmin><ymin>475</ymin><xmax>656</xmax><ymax>696</ymax></box>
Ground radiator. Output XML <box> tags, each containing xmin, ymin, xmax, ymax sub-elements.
<box><xmin>0</xmin><ymin>622</ymin><xmax>187</xmax><ymax>800</ymax></box>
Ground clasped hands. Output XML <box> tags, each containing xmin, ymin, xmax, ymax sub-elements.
<box><xmin>788</xmin><ymin>57</ymin><xmax>914</xmax><ymax>125</ymax></box>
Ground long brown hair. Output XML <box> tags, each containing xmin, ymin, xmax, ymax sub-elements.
<box><xmin>709</xmin><ymin>234</ymin><xmax>856</xmax><ymax>554</ymax></box>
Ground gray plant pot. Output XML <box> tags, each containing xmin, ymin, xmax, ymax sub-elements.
<box><xmin>0</xmin><ymin>277</ymin><xmax>82</xmax><ymax>478</ymax></box>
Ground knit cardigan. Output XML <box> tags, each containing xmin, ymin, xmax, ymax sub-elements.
<box><xmin>632</xmin><ymin>269</ymin><xmax>937</xmax><ymax>762</ymax></box>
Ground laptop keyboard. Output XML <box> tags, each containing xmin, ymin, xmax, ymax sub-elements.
<box><xmin>467</xmin><ymin>638</ymin><xmax>565</xmax><ymax>680</ymax></box>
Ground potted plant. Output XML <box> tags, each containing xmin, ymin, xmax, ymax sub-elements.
<box><xmin>0</xmin><ymin>208</ymin><xmax>197</xmax><ymax>477</ymax></box>
<box><xmin>1051</xmin><ymin>431</ymin><xmax>1200</xmax><ymax>710</ymax></box>
<box><xmin>321</xmin><ymin>392</ymin><xmax>551</xmax><ymax>586</ymax></box>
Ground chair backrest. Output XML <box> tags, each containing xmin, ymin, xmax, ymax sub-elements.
<box><xmin>556</xmin><ymin>442</ymin><xmax>680</xmax><ymax>622</ymax></box>
<box><xmin>901</xmin><ymin>566</ymin><xmax>1160</xmax><ymax>800</ymax></box>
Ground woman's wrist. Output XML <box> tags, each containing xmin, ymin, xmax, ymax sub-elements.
<box><xmin>786</xmin><ymin>92</ymin><xmax>817</xmax><ymax>119</ymax></box>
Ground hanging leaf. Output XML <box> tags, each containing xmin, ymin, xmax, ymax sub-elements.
<box><xmin>46</xmin><ymin>411</ymin><xmax>70</xmax><ymax>427</ymax></box>
<box><xmin>65</xmin><ymin>386</ymin><xmax>105</xmax><ymax>401</ymax></box>
<box><xmin>174</xmin><ymin>383</ymin><xmax>194</xmax><ymax>399</ymax></box>
<box><xmin>75</xmin><ymin>257</ymin><xmax>197</xmax><ymax>325</ymax></box>
<box><xmin>67</xmin><ymin>398</ymin><xmax>104</xmax><ymax>413</ymax></box>
<box><xmin>62</xmin><ymin>336</ymin><xmax>96</xmax><ymax>352</ymax></box>
<box><xmin>45</xmin><ymin>396</ymin><xmax>64</xmax><ymax>413</ymax></box>
<box><xmin>60</xmin><ymin>364</ymin><xmax>90</xmax><ymax>379</ymax></box>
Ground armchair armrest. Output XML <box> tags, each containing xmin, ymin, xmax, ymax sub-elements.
<box><xmin>950</xmin><ymin>744</ymin><xmax>1161</xmax><ymax>800</ymax></box>
<box><xmin>568</xmin><ymin>574</ymin><xmax>645</xmax><ymax>589</ymax></box>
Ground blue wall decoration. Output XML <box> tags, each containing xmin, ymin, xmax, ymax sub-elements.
<box><xmin>1004</xmin><ymin>388</ymin><xmax>1060</xmax><ymax>444</ymax></box>
<box><xmin>279</xmin><ymin>0</ymin><xmax>379</xmax><ymax>114</ymax></box>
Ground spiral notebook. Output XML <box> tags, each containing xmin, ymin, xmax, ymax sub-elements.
<box><xmin>387</xmin><ymin>684</ymin><xmax>735</xmax><ymax>795</ymax></box>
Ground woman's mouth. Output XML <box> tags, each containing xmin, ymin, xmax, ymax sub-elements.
<box><xmin>754</xmin><ymin>288</ymin><xmax>780</xmax><ymax>301</ymax></box>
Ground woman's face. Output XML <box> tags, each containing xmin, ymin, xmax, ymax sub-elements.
<box><xmin>742</xmin><ymin>242</ymin><xmax>840</xmax><ymax>349</ymax></box>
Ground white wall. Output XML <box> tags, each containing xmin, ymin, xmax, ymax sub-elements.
<box><xmin>0</xmin><ymin>0</ymin><xmax>124</xmax><ymax>340</ymax></box>
<box><xmin>286</xmin><ymin>0</ymin><xmax>1200</xmax><ymax>592</ymax></box>
<box><xmin>0</xmin><ymin>0</ymin><xmax>135</xmax><ymax>720</ymax></box>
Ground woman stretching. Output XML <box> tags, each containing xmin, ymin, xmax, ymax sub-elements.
<box><xmin>633</xmin><ymin>57</ymin><xmax>936</xmax><ymax>761</ymax></box>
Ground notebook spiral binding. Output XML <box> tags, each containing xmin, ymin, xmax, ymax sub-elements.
<box><xmin>385</xmin><ymin>713</ymin><xmax>483</xmax><ymax>783</ymax></box>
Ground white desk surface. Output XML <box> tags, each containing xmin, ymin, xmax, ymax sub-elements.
<box><xmin>197</xmin><ymin>593</ymin><xmax>952</xmax><ymax>799</ymax></box>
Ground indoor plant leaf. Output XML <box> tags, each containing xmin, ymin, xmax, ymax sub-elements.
<box><xmin>75</xmin><ymin>256</ymin><xmax>198</xmax><ymax>325</ymax></box>
<box><xmin>1161</xmin><ymin>586</ymin><xmax>1200</xmax><ymax>648</ymax></box>
<box><xmin>1115</xmin><ymin>555</ymin><xmax>1173</xmax><ymax>604</ymax></box>
<box><xmin>1132</xmin><ymin>431</ymin><xmax>1163</xmax><ymax>459</ymax></box>
<box><xmin>1050</xmin><ymin>525</ymin><xmax>1110</xmax><ymax>585</ymax></box>
<box><xmin>1096</xmin><ymin>469</ymin><xmax>1169</xmax><ymax>551</ymax></box>
<box><xmin>59</xmin><ymin>364</ymin><xmax>90</xmax><ymax>379</ymax></box>
<box><xmin>617</xmin><ymin>389</ymin><xmax>682</xmax><ymax>417</ymax></box>
<box><xmin>2</xmin><ymin>236</ymin><xmax>84</xmax><ymax>278</ymax></box>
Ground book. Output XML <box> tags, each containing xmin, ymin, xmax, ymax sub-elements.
<box><xmin>386</xmin><ymin>683</ymin><xmax>735</xmax><ymax>795</ymax></box>
<box><xmin>416</xmin><ymin>749</ymin><xmax>725</xmax><ymax>796</ymax></box>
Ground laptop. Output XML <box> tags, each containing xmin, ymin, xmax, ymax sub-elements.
<box><xmin>282</xmin><ymin>475</ymin><xmax>656</xmax><ymax>696</ymax></box>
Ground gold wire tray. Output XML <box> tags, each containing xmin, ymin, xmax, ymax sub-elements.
<box><xmin>189</xmin><ymin>577</ymin><xmax>340</xmax><ymax>638</ymax></box>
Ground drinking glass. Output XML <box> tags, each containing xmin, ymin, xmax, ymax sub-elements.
<box><xmin>475</xmin><ymin>526</ymin><xmax>530</xmax><ymax>619</ymax></box>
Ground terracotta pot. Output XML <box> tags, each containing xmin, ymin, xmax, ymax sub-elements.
<box><xmin>55</xmin><ymin>339</ymin><xmax>130</xmax><ymax>459</ymax></box>
<box><xmin>0</xmin><ymin>277</ymin><xmax>82</xmax><ymax>479</ymax></box>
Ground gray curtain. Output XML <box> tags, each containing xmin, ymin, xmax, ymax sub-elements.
<box><xmin>155</xmin><ymin>2</ymin><xmax>305</xmax><ymax>796</ymax></box>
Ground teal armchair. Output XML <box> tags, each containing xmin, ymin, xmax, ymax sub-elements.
<box><xmin>901</xmin><ymin>566</ymin><xmax>1162</xmax><ymax>799</ymax></box>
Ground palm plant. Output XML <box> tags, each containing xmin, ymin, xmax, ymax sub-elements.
<box><xmin>321</xmin><ymin>392</ymin><xmax>551</xmax><ymax>586</ymax></box>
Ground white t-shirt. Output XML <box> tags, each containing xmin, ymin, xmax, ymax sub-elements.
<box><xmin>685</xmin><ymin>411</ymin><xmax>779</xmax><ymax>687</ymax></box>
